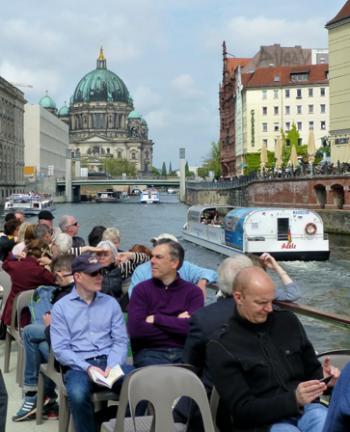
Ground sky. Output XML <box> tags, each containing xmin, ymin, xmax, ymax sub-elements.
<box><xmin>0</xmin><ymin>0</ymin><xmax>345</xmax><ymax>168</ymax></box>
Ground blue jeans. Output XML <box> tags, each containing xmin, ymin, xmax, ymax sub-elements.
<box><xmin>23</xmin><ymin>324</ymin><xmax>56</xmax><ymax>397</ymax></box>
<box><xmin>270</xmin><ymin>403</ymin><xmax>328</xmax><ymax>432</ymax></box>
<box><xmin>0</xmin><ymin>370</ymin><xmax>8</xmax><ymax>432</ymax></box>
<box><xmin>133</xmin><ymin>347</ymin><xmax>184</xmax><ymax>368</ymax></box>
<box><xmin>64</xmin><ymin>356</ymin><xmax>133</xmax><ymax>432</ymax></box>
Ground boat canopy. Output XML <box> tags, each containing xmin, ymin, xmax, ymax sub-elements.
<box><xmin>187</xmin><ymin>205</ymin><xmax>234</xmax><ymax>224</ymax></box>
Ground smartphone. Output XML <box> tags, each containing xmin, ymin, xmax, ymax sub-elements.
<box><xmin>319</xmin><ymin>375</ymin><xmax>333</xmax><ymax>384</ymax></box>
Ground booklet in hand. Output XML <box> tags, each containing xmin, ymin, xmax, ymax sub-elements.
<box><xmin>89</xmin><ymin>365</ymin><xmax>124</xmax><ymax>389</ymax></box>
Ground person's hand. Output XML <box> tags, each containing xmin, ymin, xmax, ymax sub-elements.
<box><xmin>82</xmin><ymin>246</ymin><xmax>104</xmax><ymax>253</ymax></box>
<box><xmin>38</xmin><ymin>256</ymin><xmax>52</xmax><ymax>267</ymax></box>
<box><xmin>42</xmin><ymin>313</ymin><xmax>51</xmax><ymax>327</ymax></box>
<box><xmin>259</xmin><ymin>253</ymin><xmax>278</xmax><ymax>271</ymax></box>
<box><xmin>88</xmin><ymin>366</ymin><xmax>107</xmax><ymax>379</ymax></box>
<box><xmin>146</xmin><ymin>315</ymin><xmax>155</xmax><ymax>324</ymax></box>
<box><xmin>178</xmin><ymin>311</ymin><xmax>190</xmax><ymax>319</ymax></box>
<box><xmin>295</xmin><ymin>380</ymin><xmax>326</xmax><ymax>406</ymax></box>
<box><xmin>323</xmin><ymin>357</ymin><xmax>340</xmax><ymax>387</ymax></box>
<box><xmin>116</xmin><ymin>252</ymin><xmax>133</xmax><ymax>264</ymax></box>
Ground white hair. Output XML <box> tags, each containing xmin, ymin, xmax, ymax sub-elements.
<box><xmin>97</xmin><ymin>240</ymin><xmax>118</xmax><ymax>257</ymax></box>
<box><xmin>218</xmin><ymin>255</ymin><xmax>253</xmax><ymax>297</ymax></box>
<box><xmin>53</xmin><ymin>233</ymin><xmax>73</xmax><ymax>254</ymax></box>
<box><xmin>102</xmin><ymin>227</ymin><xmax>120</xmax><ymax>243</ymax></box>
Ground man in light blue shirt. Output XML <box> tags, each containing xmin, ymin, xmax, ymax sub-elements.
<box><xmin>129</xmin><ymin>233</ymin><xmax>217</xmax><ymax>298</ymax></box>
<box><xmin>51</xmin><ymin>252</ymin><xmax>130</xmax><ymax>432</ymax></box>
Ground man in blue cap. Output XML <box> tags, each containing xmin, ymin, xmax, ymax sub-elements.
<box><xmin>51</xmin><ymin>252</ymin><xmax>130</xmax><ymax>432</ymax></box>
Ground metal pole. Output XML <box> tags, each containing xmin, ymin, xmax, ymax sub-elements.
<box><xmin>179</xmin><ymin>148</ymin><xmax>186</xmax><ymax>202</ymax></box>
<box><xmin>65</xmin><ymin>149</ymin><xmax>72</xmax><ymax>203</ymax></box>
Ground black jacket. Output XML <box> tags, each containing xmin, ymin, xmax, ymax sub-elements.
<box><xmin>101</xmin><ymin>264</ymin><xmax>123</xmax><ymax>301</ymax></box>
<box><xmin>207</xmin><ymin>307</ymin><xmax>323</xmax><ymax>432</ymax></box>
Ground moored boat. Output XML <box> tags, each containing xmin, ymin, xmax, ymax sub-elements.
<box><xmin>140</xmin><ymin>188</ymin><xmax>160</xmax><ymax>204</ymax></box>
<box><xmin>182</xmin><ymin>205</ymin><xmax>330</xmax><ymax>261</ymax></box>
<box><xmin>95</xmin><ymin>191</ymin><xmax>121</xmax><ymax>203</ymax></box>
<box><xmin>4</xmin><ymin>193</ymin><xmax>55</xmax><ymax>216</ymax></box>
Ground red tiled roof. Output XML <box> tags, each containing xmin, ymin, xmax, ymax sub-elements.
<box><xmin>326</xmin><ymin>0</ymin><xmax>350</xmax><ymax>27</ymax></box>
<box><xmin>226</xmin><ymin>58</ymin><xmax>251</xmax><ymax>74</ymax></box>
<box><xmin>242</xmin><ymin>64</ymin><xmax>328</xmax><ymax>88</ymax></box>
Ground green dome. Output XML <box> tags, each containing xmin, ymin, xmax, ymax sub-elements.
<box><xmin>72</xmin><ymin>49</ymin><xmax>130</xmax><ymax>104</ymax></box>
<box><xmin>39</xmin><ymin>92</ymin><xmax>57</xmax><ymax>109</ymax></box>
<box><xmin>58</xmin><ymin>103</ymin><xmax>69</xmax><ymax>117</ymax></box>
<box><xmin>128</xmin><ymin>110</ymin><xmax>142</xmax><ymax>119</ymax></box>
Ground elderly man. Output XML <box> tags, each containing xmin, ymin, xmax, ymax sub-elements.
<box><xmin>51</xmin><ymin>252</ymin><xmax>130</xmax><ymax>432</ymax></box>
<box><xmin>127</xmin><ymin>239</ymin><xmax>204</xmax><ymax>367</ymax></box>
<box><xmin>128</xmin><ymin>233</ymin><xmax>217</xmax><ymax>298</ymax></box>
<box><xmin>58</xmin><ymin>215</ymin><xmax>85</xmax><ymax>248</ymax></box>
<box><xmin>207</xmin><ymin>267</ymin><xmax>339</xmax><ymax>432</ymax></box>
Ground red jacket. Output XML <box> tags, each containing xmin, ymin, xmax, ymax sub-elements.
<box><xmin>1</xmin><ymin>256</ymin><xmax>55</xmax><ymax>326</ymax></box>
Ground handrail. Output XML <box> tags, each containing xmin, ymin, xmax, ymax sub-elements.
<box><xmin>274</xmin><ymin>301</ymin><xmax>350</xmax><ymax>330</ymax></box>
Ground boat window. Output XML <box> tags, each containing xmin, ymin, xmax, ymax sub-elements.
<box><xmin>277</xmin><ymin>218</ymin><xmax>289</xmax><ymax>241</ymax></box>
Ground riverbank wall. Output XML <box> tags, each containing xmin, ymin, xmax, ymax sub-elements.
<box><xmin>186</xmin><ymin>177</ymin><xmax>350</xmax><ymax>234</ymax></box>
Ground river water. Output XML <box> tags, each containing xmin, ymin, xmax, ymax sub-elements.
<box><xmin>27</xmin><ymin>194</ymin><xmax>350</xmax><ymax>353</ymax></box>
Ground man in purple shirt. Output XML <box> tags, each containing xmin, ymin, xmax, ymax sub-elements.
<box><xmin>51</xmin><ymin>253</ymin><xmax>130</xmax><ymax>432</ymax></box>
<box><xmin>127</xmin><ymin>239</ymin><xmax>204</xmax><ymax>367</ymax></box>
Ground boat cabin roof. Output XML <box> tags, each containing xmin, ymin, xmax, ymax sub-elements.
<box><xmin>187</xmin><ymin>205</ymin><xmax>235</xmax><ymax>223</ymax></box>
<box><xmin>225</xmin><ymin>207</ymin><xmax>321</xmax><ymax>222</ymax></box>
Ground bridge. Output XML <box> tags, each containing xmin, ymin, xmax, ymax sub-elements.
<box><xmin>56</xmin><ymin>177</ymin><xmax>180</xmax><ymax>187</ymax></box>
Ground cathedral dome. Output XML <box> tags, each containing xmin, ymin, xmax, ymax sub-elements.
<box><xmin>39</xmin><ymin>91</ymin><xmax>57</xmax><ymax>110</ymax></box>
<box><xmin>58</xmin><ymin>103</ymin><xmax>69</xmax><ymax>117</ymax></box>
<box><xmin>72</xmin><ymin>48</ymin><xmax>130</xmax><ymax>104</ymax></box>
<box><xmin>128</xmin><ymin>110</ymin><xmax>142</xmax><ymax>119</ymax></box>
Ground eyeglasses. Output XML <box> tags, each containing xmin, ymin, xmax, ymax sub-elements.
<box><xmin>69</xmin><ymin>221</ymin><xmax>79</xmax><ymax>227</ymax></box>
<box><xmin>87</xmin><ymin>270</ymin><xmax>102</xmax><ymax>277</ymax></box>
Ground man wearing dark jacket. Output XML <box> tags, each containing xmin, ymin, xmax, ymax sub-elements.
<box><xmin>207</xmin><ymin>267</ymin><xmax>339</xmax><ymax>432</ymax></box>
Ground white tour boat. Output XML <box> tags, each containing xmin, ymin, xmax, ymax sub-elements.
<box><xmin>95</xmin><ymin>191</ymin><xmax>121</xmax><ymax>203</ymax></box>
<box><xmin>4</xmin><ymin>193</ymin><xmax>55</xmax><ymax>216</ymax></box>
<box><xmin>182</xmin><ymin>205</ymin><xmax>330</xmax><ymax>261</ymax></box>
<box><xmin>140</xmin><ymin>188</ymin><xmax>160</xmax><ymax>204</ymax></box>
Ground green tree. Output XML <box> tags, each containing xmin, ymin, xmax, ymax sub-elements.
<box><xmin>161</xmin><ymin>162</ymin><xmax>167</xmax><ymax>177</ymax></box>
<box><xmin>104</xmin><ymin>158</ymin><xmax>136</xmax><ymax>177</ymax></box>
<box><xmin>185</xmin><ymin>161</ymin><xmax>190</xmax><ymax>177</ymax></box>
<box><xmin>168</xmin><ymin>161</ymin><xmax>173</xmax><ymax>175</ymax></box>
<box><xmin>198</xmin><ymin>141</ymin><xmax>221</xmax><ymax>178</ymax></box>
<box><xmin>197</xmin><ymin>166</ymin><xmax>209</xmax><ymax>179</ymax></box>
<box><xmin>151</xmin><ymin>166</ymin><xmax>160</xmax><ymax>176</ymax></box>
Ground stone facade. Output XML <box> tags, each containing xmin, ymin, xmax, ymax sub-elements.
<box><xmin>0</xmin><ymin>76</ymin><xmax>26</xmax><ymax>199</ymax></box>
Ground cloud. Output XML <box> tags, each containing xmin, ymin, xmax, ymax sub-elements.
<box><xmin>133</xmin><ymin>85</ymin><xmax>161</xmax><ymax>112</ymax></box>
<box><xmin>171</xmin><ymin>73</ymin><xmax>203</xmax><ymax>98</ymax></box>
<box><xmin>145</xmin><ymin>109</ymin><xmax>170</xmax><ymax>129</ymax></box>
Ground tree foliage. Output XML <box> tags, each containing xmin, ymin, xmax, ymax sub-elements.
<box><xmin>161</xmin><ymin>162</ymin><xmax>167</xmax><ymax>177</ymax></box>
<box><xmin>199</xmin><ymin>141</ymin><xmax>221</xmax><ymax>178</ymax></box>
<box><xmin>104</xmin><ymin>158</ymin><xmax>136</xmax><ymax>177</ymax></box>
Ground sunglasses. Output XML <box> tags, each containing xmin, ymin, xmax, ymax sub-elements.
<box><xmin>87</xmin><ymin>270</ymin><xmax>102</xmax><ymax>277</ymax></box>
<box><xmin>69</xmin><ymin>221</ymin><xmax>79</xmax><ymax>227</ymax></box>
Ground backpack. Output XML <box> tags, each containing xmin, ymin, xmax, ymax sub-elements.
<box><xmin>29</xmin><ymin>285</ymin><xmax>56</xmax><ymax>325</ymax></box>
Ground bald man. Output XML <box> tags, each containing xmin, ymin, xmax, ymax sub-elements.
<box><xmin>207</xmin><ymin>267</ymin><xmax>339</xmax><ymax>432</ymax></box>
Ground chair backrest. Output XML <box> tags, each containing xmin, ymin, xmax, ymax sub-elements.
<box><xmin>317</xmin><ymin>350</ymin><xmax>350</xmax><ymax>371</ymax></box>
<box><xmin>210</xmin><ymin>387</ymin><xmax>221</xmax><ymax>432</ymax></box>
<box><xmin>120</xmin><ymin>365</ymin><xmax>215</xmax><ymax>432</ymax></box>
<box><xmin>12</xmin><ymin>289</ymin><xmax>35</xmax><ymax>329</ymax></box>
<box><xmin>0</xmin><ymin>270</ymin><xmax>12</xmax><ymax>317</ymax></box>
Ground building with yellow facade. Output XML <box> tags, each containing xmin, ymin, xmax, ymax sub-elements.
<box><xmin>326</xmin><ymin>0</ymin><xmax>350</xmax><ymax>163</ymax></box>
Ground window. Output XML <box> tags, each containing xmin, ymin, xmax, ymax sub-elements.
<box><xmin>308</xmin><ymin>88</ymin><xmax>313</xmax><ymax>97</ymax></box>
<box><xmin>274</xmin><ymin>122</ymin><xmax>279</xmax><ymax>132</ymax></box>
<box><xmin>274</xmin><ymin>89</ymin><xmax>279</xmax><ymax>99</ymax></box>
<box><xmin>321</xmin><ymin>121</ymin><xmax>326</xmax><ymax>130</ymax></box>
<box><xmin>320</xmin><ymin>104</ymin><xmax>326</xmax><ymax>113</ymax></box>
<box><xmin>297</xmin><ymin>122</ymin><xmax>302</xmax><ymax>131</ymax></box>
<box><xmin>296</xmin><ymin>89</ymin><xmax>302</xmax><ymax>99</ymax></box>
<box><xmin>262</xmin><ymin>90</ymin><xmax>267</xmax><ymax>100</ymax></box>
<box><xmin>309</xmin><ymin>121</ymin><xmax>314</xmax><ymax>130</ymax></box>
<box><xmin>286</xmin><ymin>139</ymin><xmax>291</xmax><ymax>147</ymax></box>
<box><xmin>291</xmin><ymin>72</ymin><xmax>309</xmax><ymax>81</ymax></box>
<box><xmin>308</xmin><ymin>105</ymin><xmax>314</xmax><ymax>114</ymax></box>
<box><xmin>320</xmin><ymin>87</ymin><xmax>326</xmax><ymax>96</ymax></box>
<box><xmin>297</xmin><ymin>105</ymin><xmax>302</xmax><ymax>114</ymax></box>
<box><xmin>274</xmin><ymin>106</ymin><xmax>279</xmax><ymax>115</ymax></box>
<box><xmin>285</xmin><ymin>122</ymin><xmax>291</xmax><ymax>130</ymax></box>
<box><xmin>131</xmin><ymin>152</ymin><xmax>136</xmax><ymax>160</ymax></box>
<box><xmin>262</xmin><ymin>106</ymin><xmax>267</xmax><ymax>115</ymax></box>
<box><xmin>298</xmin><ymin>138</ymin><xmax>302</xmax><ymax>146</ymax></box>
<box><xmin>263</xmin><ymin>139</ymin><xmax>268</xmax><ymax>147</ymax></box>
<box><xmin>117</xmin><ymin>150</ymin><xmax>122</xmax><ymax>158</ymax></box>
<box><xmin>285</xmin><ymin>106</ymin><xmax>290</xmax><ymax>115</ymax></box>
<box><xmin>262</xmin><ymin>123</ymin><xmax>268</xmax><ymax>132</ymax></box>
<box><xmin>285</xmin><ymin>89</ymin><xmax>290</xmax><ymax>98</ymax></box>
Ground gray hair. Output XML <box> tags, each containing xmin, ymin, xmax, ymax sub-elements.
<box><xmin>58</xmin><ymin>215</ymin><xmax>71</xmax><ymax>232</ymax></box>
<box><xmin>97</xmin><ymin>240</ymin><xmax>118</xmax><ymax>257</ymax></box>
<box><xmin>102</xmin><ymin>227</ymin><xmax>120</xmax><ymax>243</ymax></box>
<box><xmin>218</xmin><ymin>255</ymin><xmax>253</xmax><ymax>297</ymax></box>
<box><xmin>53</xmin><ymin>233</ymin><xmax>73</xmax><ymax>254</ymax></box>
<box><xmin>34</xmin><ymin>223</ymin><xmax>51</xmax><ymax>240</ymax></box>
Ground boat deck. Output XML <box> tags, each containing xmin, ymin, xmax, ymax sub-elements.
<box><xmin>0</xmin><ymin>341</ymin><xmax>57</xmax><ymax>432</ymax></box>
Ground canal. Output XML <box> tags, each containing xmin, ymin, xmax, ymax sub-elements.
<box><xmin>24</xmin><ymin>194</ymin><xmax>350</xmax><ymax>353</ymax></box>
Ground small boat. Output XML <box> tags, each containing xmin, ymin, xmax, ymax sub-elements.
<box><xmin>140</xmin><ymin>188</ymin><xmax>160</xmax><ymax>204</ymax></box>
<box><xmin>95</xmin><ymin>191</ymin><xmax>121</xmax><ymax>203</ymax></box>
<box><xmin>182</xmin><ymin>205</ymin><xmax>330</xmax><ymax>261</ymax></box>
<box><xmin>4</xmin><ymin>193</ymin><xmax>55</xmax><ymax>216</ymax></box>
<box><xmin>167</xmin><ymin>188</ymin><xmax>177</xmax><ymax>194</ymax></box>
